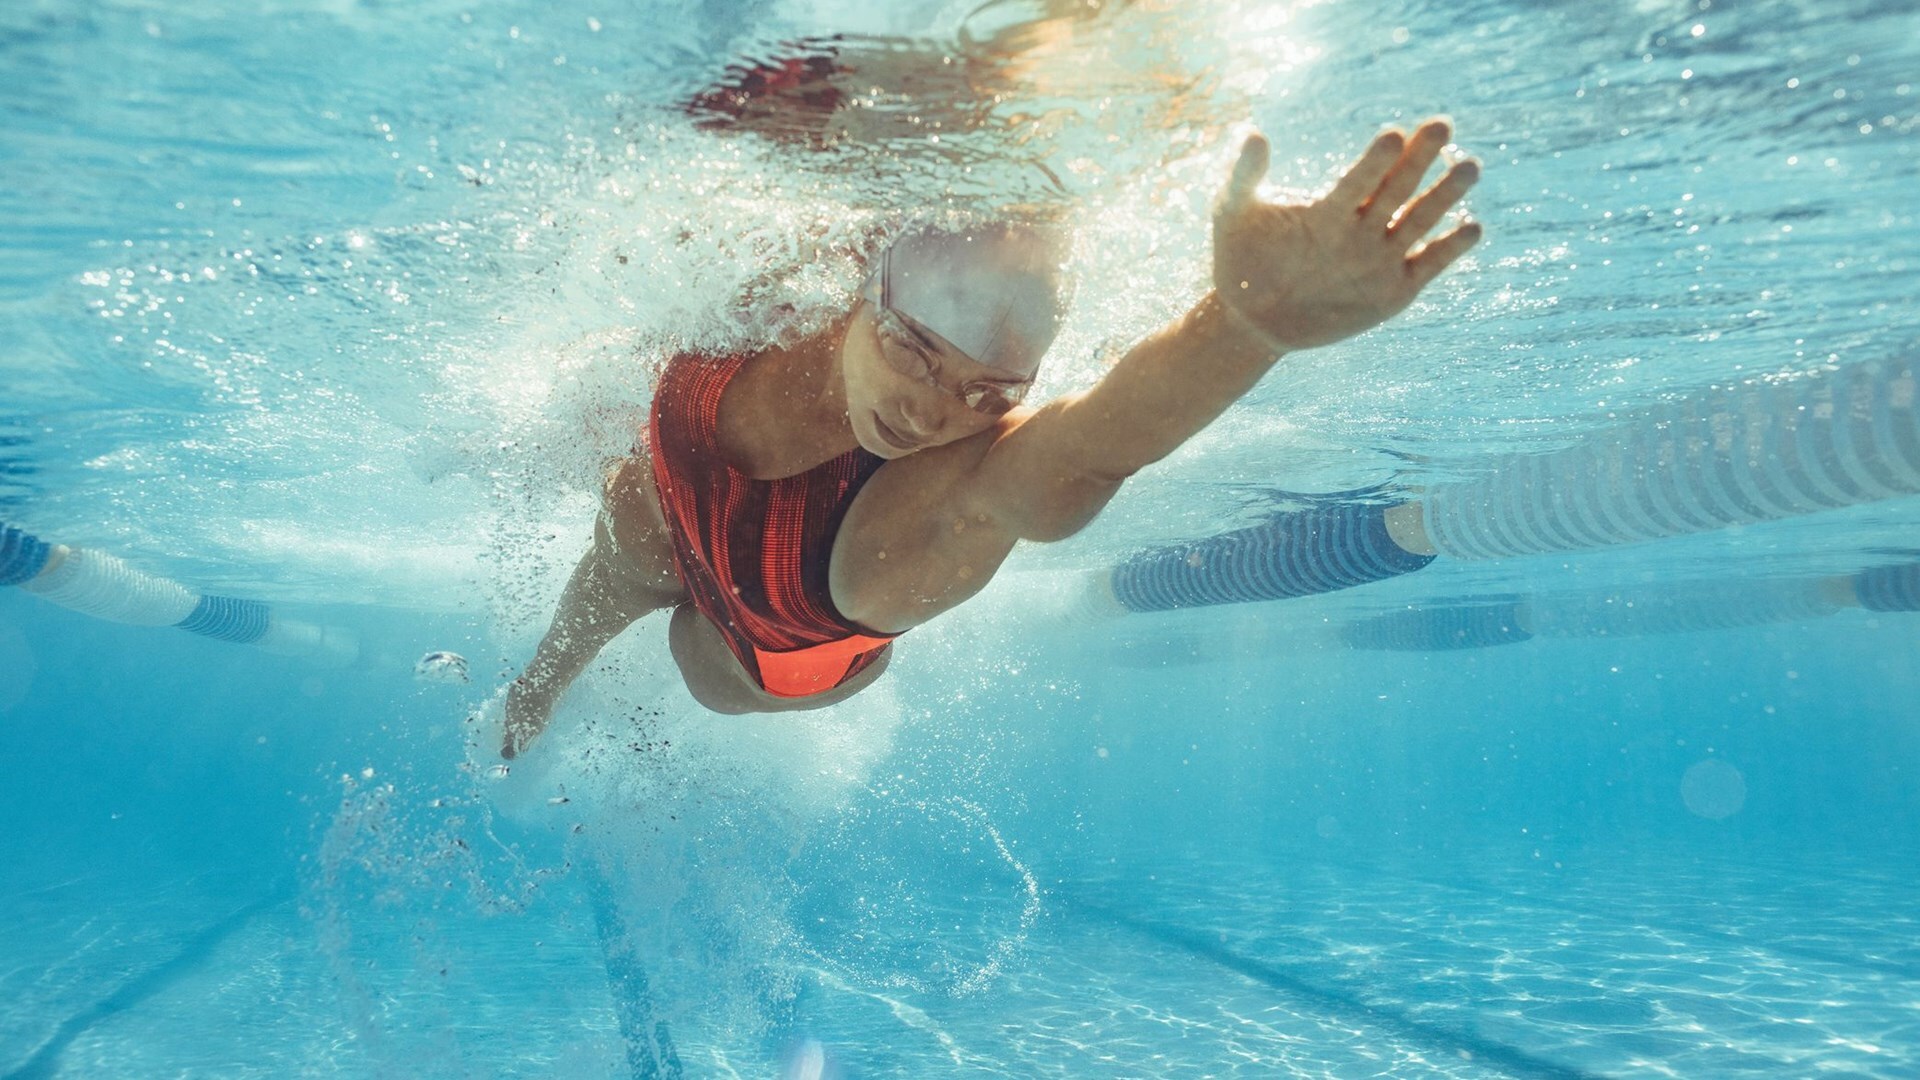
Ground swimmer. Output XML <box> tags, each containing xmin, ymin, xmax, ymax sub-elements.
<box><xmin>503</xmin><ymin>119</ymin><xmax>1482</xmax><ymax>758</ymax></box>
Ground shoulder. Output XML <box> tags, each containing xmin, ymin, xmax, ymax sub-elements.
<box><xmin>655</xmin><ymin>348</ymin><xmax>749</xmax><ymax>401</ymax></box>
<box><xmin>651</xmin><ymin>347</ymin><xmax>773</xmax><ymax>474</ymax></box>
<box><xmin>650</xmin><ymin>349</ymin><xmax>744</xmax><ymax>441</ymax></box>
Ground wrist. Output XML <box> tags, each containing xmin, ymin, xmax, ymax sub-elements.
<box><xmin>1201</xmin><ymin>290</ymin><xmax>1288</xmax><ymax>363</ymax></box>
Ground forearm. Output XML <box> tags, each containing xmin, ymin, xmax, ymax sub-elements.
<box><xmin>514</xmin><ymin>539</ymin><xmax>657</xmax><ymax>707</ymax></box>
<box><xmin>963</xmin><ymin>292</ymin><xmax>1280</xmax><ymax>544</ymax></box>
<box><xmin>515</xmin><ymin>626</ymin><xmax>606</xmax><ymax>712</ymax></box>
<box><xmin>1063</xmin><ymin>291</ymin><xmax>1279</xmax><ymax>481</ymax></box>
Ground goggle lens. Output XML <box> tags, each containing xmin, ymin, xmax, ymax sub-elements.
<box><xmin>873</xmin><ymin>305</ymin><xmax>1030</xmax><ymax>417</ymax></box>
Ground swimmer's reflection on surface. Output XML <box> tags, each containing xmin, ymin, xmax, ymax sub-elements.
<box><xmin>681</xmin><ymin>0</ymin><xmax>1182</xmax><ymax>154</ymax></box>
<box><xmin>502</xmin><ymin>117</ymin><xmax>1483</xmax><ymax>757</ymax></box>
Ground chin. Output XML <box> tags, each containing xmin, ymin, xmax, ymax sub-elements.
<box><xmin>865</xmin><ymin>437</ymin><xmax>920</xmax><ymax>461</ymax></box>
<box><xmin>859</xmin><ymin>409</ymin><xmax>927</xmax><ymax>458</ymax></box>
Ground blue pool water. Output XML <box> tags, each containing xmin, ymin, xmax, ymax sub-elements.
<box><xmin>4</xmin><ymin>0</ymin><xmax>1919</xmax><ymax>1076</ymax></box>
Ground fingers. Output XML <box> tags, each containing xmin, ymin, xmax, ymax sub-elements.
<box><xmin>1407</xmin><ymin>221</ymin><xmax>1483</xmax><ymax>288</ymax></box>
<box><xmin>1388</xmin><ymin>159</ymin><xmax>1480</xmax><ymax>247</ymax></box>
<box><xmin>1361</xmin><ymin>118</ymin><xmax>1452</xmax><ymax>223</ymax></box>
<box><xmin>1218</xmin><ymin>133</ymin><xmax>1271</xmax><ymax>215</ymax></box>
<box><xmin>1326</xmin><ymin>129</ymin><xmax>1406</xmax><ymax>210</ymax></box>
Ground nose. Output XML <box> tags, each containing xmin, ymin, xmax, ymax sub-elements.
<box><xmin>897</xmin><ymin>397</ymin><xmax>943</xmax><ymax>438</ymax></box>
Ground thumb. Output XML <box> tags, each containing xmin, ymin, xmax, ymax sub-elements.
<box><xmin>1219</xmin><ymin>133</ymin><xmax>1271</xmax><ymax>214</ymax></box>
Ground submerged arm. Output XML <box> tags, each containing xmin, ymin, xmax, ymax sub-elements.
<box><xmin>503</xmin><ymin>518</ymin><xmax>676</xmax><ymax>758</ymax></box>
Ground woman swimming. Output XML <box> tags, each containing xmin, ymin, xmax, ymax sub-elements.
<box><xmin>502</xmin><ymin>118</ymin><xmax>1481</xmax><ymax>757</ymax></box>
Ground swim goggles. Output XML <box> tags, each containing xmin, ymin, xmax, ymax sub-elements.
<box><xmin>863</xmin><ymin>245</ymin><xmax>1033</xmax><ymax>416</ymax></box>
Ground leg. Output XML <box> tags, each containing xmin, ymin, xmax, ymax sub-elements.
<box><xmin>503</xmin><ymin>454</ymin><xmax>688</xmax><ymax>757</ymax></box>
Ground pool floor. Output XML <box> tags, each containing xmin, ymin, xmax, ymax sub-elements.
<box><xmin>6</xmin><ymin>843</ymin><xmax>1912</xmax><ymax>1078</ymax></box>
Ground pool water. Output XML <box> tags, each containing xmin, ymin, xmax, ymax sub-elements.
<box><xmin>4</xmin><ymin>0</ymin><xmax>1918</xmax><ymax>1076</ymax></box>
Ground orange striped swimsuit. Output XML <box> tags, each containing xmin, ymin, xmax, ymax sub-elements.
<box><xmin>646</xmin><ymin>351</ymin><xmax>896</xmax><ymax>698</ymax></box>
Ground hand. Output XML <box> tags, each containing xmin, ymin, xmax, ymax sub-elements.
<box><xmin>1212</xmin><ymin>118</ymin><xmax>1482</xmax><ymax>353</ymax></box>
<box><xmin>501</xmin><ymin>678</ymin><xmax>552</xmax><ymax>760</ymax></box>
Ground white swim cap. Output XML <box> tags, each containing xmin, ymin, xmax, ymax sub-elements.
<box><xmin>860</xmin><ymin>222</ymin><xmax>1068</xmax><ymax>376</ymax></box>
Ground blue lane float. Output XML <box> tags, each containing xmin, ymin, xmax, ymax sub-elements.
<box><xmin>1108</xmin><ymin>502</ymin><xmax>1434</xmax><ymax>613</ymax></box>
<box><xmin>1</xmin><ymin>520</ymin><xmax>356</xmax><ymax>663</ymax></box>
<box><xmin>0</xmin><ymin>524</ymin><xmax>52</xmax><ymax>586</ymax></box>
<box><xmin>1854</xmin><ymin>562</ymin><xmax>1920</xmax><ymax>612</ymax></box>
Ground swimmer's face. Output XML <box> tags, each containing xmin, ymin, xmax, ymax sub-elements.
<box><xmin>842</xmin><ymin>301</ymin><xmax>1035</xmax><ymax>459</ymax></box>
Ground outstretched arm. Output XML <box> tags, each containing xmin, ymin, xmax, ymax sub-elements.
<box><xmin>965</xmin><ymin>119</ymin><xmax>1481</xmax><ymax>541</ymax></box>
<box><xmin>503</xmin><ymin>517</ymin><xmax>678</xmax><ymax>758</ymax></box>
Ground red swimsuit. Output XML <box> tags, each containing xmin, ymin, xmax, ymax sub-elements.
<box><xmin>647</xmin><ymin>351</ymin><xmax>897</xmax><ymax>698</ymax></box>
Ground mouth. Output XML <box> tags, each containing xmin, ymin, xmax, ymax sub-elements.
<box><xmin>870</xmin><ymin>412</ymin><xmax>920</xmax><ymax>452</ymax></box>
